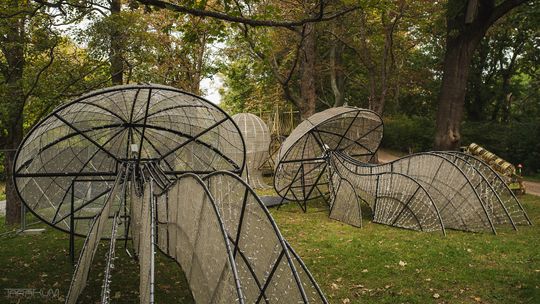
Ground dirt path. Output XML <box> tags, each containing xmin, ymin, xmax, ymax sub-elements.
<box><xmin>524</xmin><ymin>181</ymin><xmax>540</xmax><ymax>196</ymax></box>
<box><xmin>377</xmin><ymin>149</ymin><xmax>400</xmax><ymax>163</ymax></box>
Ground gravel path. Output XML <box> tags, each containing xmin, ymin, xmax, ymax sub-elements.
<box><xmin>377</xmin><ymin>149</ymin><xmax>400</xmax><ymax>163</ymax></box>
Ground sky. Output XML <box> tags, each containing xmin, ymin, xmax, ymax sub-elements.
<box><xmin>201</xmin><ymin>75</ymin><xmax>224</xmax><ymax>104</ymax></box>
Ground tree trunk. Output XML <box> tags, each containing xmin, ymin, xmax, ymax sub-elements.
<box><xmin>4</xmin><ymin>130</ymin><xmax>23</xmax><ymax>226</ymax></box>
<box><xmin>2</xmin><ymin>5</ymin><xmax>25</xmax><ymax>226</ymax></box>
<box><xmin>434</xmin><ymin>35</ymin><xmax>481</xmax><ymax>150</ymax></box>
<box><xmin>433</xmin><ymin>0</ymin><xmax>528</xmax><ymax>150</ymax></box>
<box><xmin>299</xmin><ymin>23</ymin><xmax>317</xmax><ymax>119</ymax></box>
<box><xmin>110</xmin><ymin>0</ymin><xmax>124</xmax><ymax>85</ymax></box>
<box><xmin>330</xmin><ymin>42</ymin><xmax>345</xmax><ymax>107</ymax></box>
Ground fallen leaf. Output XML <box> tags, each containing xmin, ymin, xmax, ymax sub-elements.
<box><xmin>433</xmin><ymin>293</ymin><xmax>440</xmax><ymax>299</ymax></box>
<box><xmin>342</xmin><ymin>299</ymin><xmax>350</xmax><ymax>304</ymax></box>
<box><xmin>399</xmin><ymin>260</ymin><xmax>407</xmax><ymax>267</ymax></box>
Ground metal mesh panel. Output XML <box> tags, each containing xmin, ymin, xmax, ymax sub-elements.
<box><xmin>155</xmin><ymin>175</ymin><xmax>242</xmax><ymax>303</ymax></box>
<box><xmin>274</xmin><ymin>107</ymin><xmax>383</xmax><ymax>205</ymax></box>
<box><xmin>65</xmin><ymin>172</ymin><xmax>123</xmax><ymax>304</ymax></box>
<box><xmin>204</xmin><ymin>171</ymin><xmax>327</xmax><ymax>303</ymax></box>
<box><xmin>13</xmin><ymin>84</ymin><xmax>245</xmax><ymax>237</ymax></box>
<box><xmin>274</xmin><ymin>106</ymin><xmax>530</xmax><ymax>234</ymax></box>
<box><xmin>232</xmin><ymin>113</ymin><xmax>271</xmax><ymax>189</ymax></box>
<box><xmin>155</xmin><ymin>172</ymin><xmax>328</xmax><ymax>303</ymax></box>
<box><xmin>328</xmin><ymin>177</ymin><xmax>363</xmax><ymax>228</ymax></box>
<box><xmin>329</xmin><ymin>152</ymin><xmax>444</xmax><ymax>233</ymax></box>
<box><xmin>138</xmin><ymin>183</ymin><xmax>153</xmax><ymax>303</ymax></box>
<box><xmin>436</xmin><ymin>152</ymin><xmax>531</xmax><ymax>226</ymax></box>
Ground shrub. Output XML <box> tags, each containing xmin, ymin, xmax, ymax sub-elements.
<box><xmin>381</xmin><ymin>116</ymin><xmax>540</xmax><ymax>174</ymax></box>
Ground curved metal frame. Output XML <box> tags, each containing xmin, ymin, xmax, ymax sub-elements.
<box><xmin>154</xmin><ymin>173</ymin><xmax>246</xmax><ymax>303</ymax></box>
<box><xmin>432</xmin><ymin>152</ymin><xmax>517</xmax><ymax>228</ymax></box>
<box><xmin>154</xmin><ymin>170</ymin><xmax>328</xmax><ymax>303</ymax></box>
<box><xmin>442</xmin><ymin>151</ymin><xmax>532</xmax><ymax>226</ymax></box>
<box><xmin>13</xmin><ymin>84</ymin><xmax>247</xmax><ymax>238</ymax></box>
<box><xmin>274</xmin><ymin>107</ymin><xmax>384</xmax><ymax>210</ymax></box>
<box><xmin>232</xmin><ymin>113</ymin><xmax>272</xmax><ymax>189</ymax></box>
<box><xmin>329</xmin><ymin>151</ymin><xmax>446</xmax><ymax>235</ymax></box>
<box><xmin>274</xmin><ymin>106</ymin><xmax>531</xmax><ymax>234</ymax></box>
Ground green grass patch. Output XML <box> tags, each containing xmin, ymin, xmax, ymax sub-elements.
<box><xmin>0</xmin><ymin>181</ymin><xmax>5</xmax><ymax>201</ymax></box>
<box><xmin>271</xmin><ymin>196</ymin><xmax>540</xmax><ymax>304</ymax></box>
<box><xmin>0</xmin><ymin>195</ymin><xmax>539</xmax><ymax>303</ymax></box>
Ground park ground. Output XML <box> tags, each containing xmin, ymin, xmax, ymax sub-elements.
<box><xmin>0</xmin><ymin>149</ymin><xmax>539</xmax><ymax>303</ymax></box>
<box><xmin>0</xmin><ymin>193</ymin><xmax>538</xmax><ymax>303</ymax></box>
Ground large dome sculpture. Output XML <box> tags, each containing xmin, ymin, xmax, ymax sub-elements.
<box><xmin>232</xmin><ymin>113</ymin><xmax>271</xmax><ymax>189</ymax></box>
<box><xmin>14</xmin><ymin>84</ymin><xmax>246</xmax><ymax>237</ymax></box>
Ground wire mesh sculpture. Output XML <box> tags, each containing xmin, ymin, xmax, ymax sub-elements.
<box><xmin>274</xmin><ymin>107</ymin><xmax>383</xmax><ymax>211</ymax></box>
<box><xmin>232</xmin><ymin>113</ymin><xmax>271</xmax><ymax>189</ymax></box>
<box><xmin>274</xmin><ymin>106</ymin><xmax>531</xmax><ymax>234</ymax></box>
<box><xmin>155</xmin><ymin>171</ymin><xmax>327</xmax><ymax>303</ymax></box>
<box><xmin>13</xmin><ymin>84</ymin><xmax>327</xmax><ymax>303</ymax></box>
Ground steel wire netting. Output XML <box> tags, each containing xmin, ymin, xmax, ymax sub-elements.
<box><xmin>155</xmin><ymin>172</ymin><xmax>327</xmax><ymax>303</ymax></box>
<box><xmin>14</xmin><ymin>84</ymin><xmax>245</xmax><ymax>237</ymax></box>
<box><xmin>274</xmin><ymin>106</ymin><xmax>531</xmax><ymax>234</ymax></box>
<box><xmin>232</xmin><ymin>113</ymin><xmax>271</xmax><ymax>189</ymax></box>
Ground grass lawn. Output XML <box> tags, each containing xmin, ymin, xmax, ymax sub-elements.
<box><xmin>0</xmin><ymin>181</ymin><xmax>5</xmax><ymax>201</ymax></box>
<box><xmin>0</xmin><ymin>195</ymin><xmax>538</xmax><ymax>303</ymax></box>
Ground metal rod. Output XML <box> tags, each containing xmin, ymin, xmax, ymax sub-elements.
<box><xmin>70</xmin><ymin>180</ymin><xmax>75</xmax><ymax>265</ymax></box>
<box><xmin>149</xmin><ymin>179</ymin><xmax>155</xmax><ymax>304</ymax></box>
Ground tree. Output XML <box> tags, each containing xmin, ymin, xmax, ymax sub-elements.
<box><xmin>1</xmin><ymin>1</ymin><xmax>110</xmax><ymax>226</ymax></box>
<box><xmin>465</xmin><ymin>3</ymin><xmax>538</xmax><ymax>122</ymax></box>
<box><xmin>433</xmin><ymin>0</ymin><xmax>529</xmax><ymax>150</ymax></box>
<box><xmin>1</xmin><ymin>0</ymin><xmax>27</xmax><ymax>225</ymax></box>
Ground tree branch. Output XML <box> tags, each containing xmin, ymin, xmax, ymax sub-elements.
<box><xmin>136</xmin><ymin>0</ymin><xmax>359</xmax><ymax>28</ymax></box>
<box><xmin>23</xmin><ymin>40</ymin><xmax>58</xmax><ymax>103</ymax></box>
<box><xmin>487</xmin><ymin>0</ymin><xmax>529</xmax><ymax>27</ymax></box>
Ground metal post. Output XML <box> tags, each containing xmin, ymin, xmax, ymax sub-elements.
<box><xmin>149</xmin><ymin>179</ymin><xmax>155</xmax><ymax>304</ymax></box>
<box><xmin>70</xmin><ymin>180</ymin><xmax>75</xmax><ymax>265</ymax></box>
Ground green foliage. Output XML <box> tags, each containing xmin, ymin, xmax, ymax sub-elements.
<box><xmin>465</xmin><ymin>4</ymin><xmax>540</xmax><ymax>122</ymax></box>
<box><xmin>0</xmin><ymin>153</ymin><xmax>4</xmax><ymax>181</ymax></box>
<box><xmin>0</xmin><ymin>180</ymin><xmax>4</xmax><ymax>200</ymax></box>
<box><xmin>219</xmin><ymin>52</ymin><xmax>284</xmax><ymax>114</ymax></box>
<box><xmin>461</xmin><ymin>120</ymin><xmax>540</xmax><ymax>175</ymax></box>
<box><xmin>381</xmin><ymin>115</ymin><xmax>435</xmax><ymax>153</ymax></box>
<box><xmin>382</xmin><ymin>115</ymin><xmax>540</xmax><ymax>174</ymax></box>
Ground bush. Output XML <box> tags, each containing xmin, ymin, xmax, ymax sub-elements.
<box><xmin>381</xmin><ymin>116</ymin><xmax>540</xmax><ymax>174</ymax></box>
<box><xmin>381</xmin><ymin>115</ymin><xmax>435</xmax><ymax>153</ymax></box>
<box><xmin>461</xmin><ymin>120</ymin><xmax>540</xmax><ymax>175</ymax></box>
